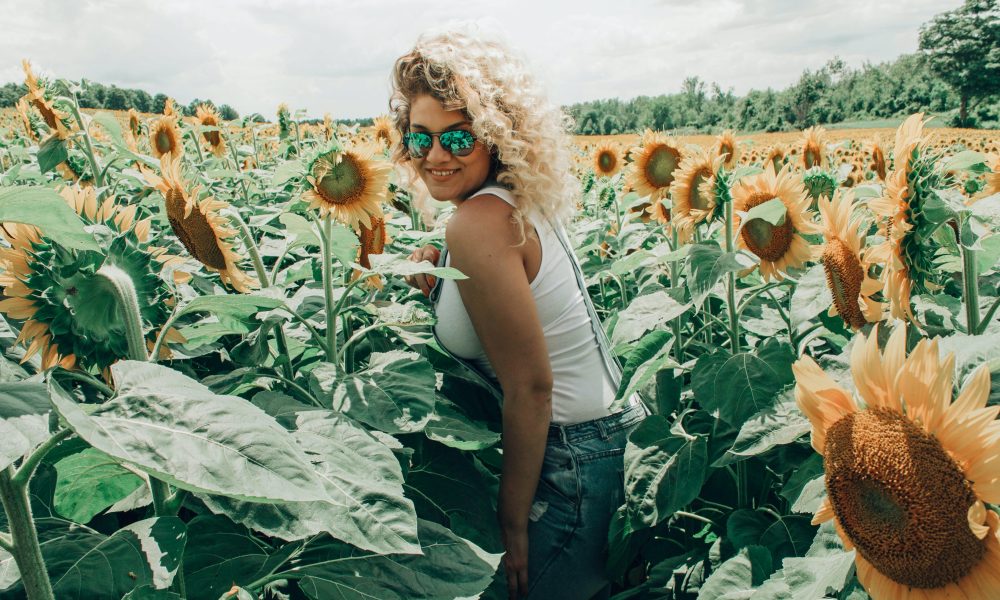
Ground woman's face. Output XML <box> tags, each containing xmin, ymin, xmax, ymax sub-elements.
<box><xmin>407</xmin><ymin>94</ymin><xmax>492</xmax><ymax>204</ymax></box>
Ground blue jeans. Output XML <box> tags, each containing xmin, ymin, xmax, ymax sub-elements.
<box><xmin>522</xmin><ymin>401</ymin><xmax>649</xmax><ymax>599</ymax></box>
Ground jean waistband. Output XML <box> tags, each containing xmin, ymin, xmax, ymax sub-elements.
<box><xmin>547</xmin><ymin>398</ymin><xmax>649</xmax><ymax>445</ymax></box>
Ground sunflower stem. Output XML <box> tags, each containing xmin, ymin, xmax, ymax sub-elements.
<box><xmin>977</xmin><ymin>295</ymin><xmax>1000</xmax><ymax>336</ymax></box>
<box><xmin>188</xmin><ymin>123</ymin><xmax>205</xmax><ymax>164</ymax></box>
<box><xmin>320</xmin><ymin>215</ymin><xmax>340</xmax><ymax>368</ymax></box>
<box><xmin>0</xmin><ymin>532</ymin><xmax>12</xmax><ymax>553</ymax></box>
<box><xmin>67</xmin><ymin>95</ymin><xmax>104</xmax><ymax>189</ymax></box>
<box><xmin>669</xmin><ymin>228</ymin><xmax>684</xmax><ymax>365</ymax></box>
<box><xmin>724</xmin><ymin>188</ymin><xmax>741</xmax><ymax>353</ymax></box>
<box><xmin>960</xmin><ymin>239</ymin><xmax>981</xmax><ymax>335</ymax></box>
<box><xmin>11</xmin><ymin>428</ymin><xmax>73</xmax><ymax>489</ymax></box>
<box><xmin>225</xmin><ymin>208</ymin><xmax>269</xmax><ymax>288</ymax></box>
<box><xmin>51</xmin><ymin>369</ymin><xmax>114</xmax><ymax>397</ymax></box>
<box><xmin>97</xmin><ymin>264</ymin><xmax>148</xmax><ymax>362</ymax></box>
<box><xmin>0</xmin><ymin>467</ymin><xmax>55</xmax><ymax>600</ymax></box>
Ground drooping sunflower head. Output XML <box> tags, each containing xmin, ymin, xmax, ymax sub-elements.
<box><xmin>195</xmin><ymin>104</ymin><xmax>227</xmax><ymax>157</ymax></box>
<box><xmin>372</xmin><ymin>115</ymin><xmax>395</xmax><ymax>149</ymax></box>
<box><xmin>0</xmin><ymin>185</ymin><xmax>172</xmax><ymax>370</ymax></box>
<box><xmin>163</xmin><ymin>98</ymin><xmax>177</xmax><ymax>117</ymax></box>
<box><xmin>802</xmin><ymin>126</ymin><xmax>827</xmax><ymax>169</ymax></box>
<box><xmin>817</xmin><ymin>190</ymin><xmax>882</xmax><ymax>329</ymax></box>
<box><xmin>712</xmin><ymin>130</ymin><xmax>740</xmax><ymax>169</ymax></box>
<box><xmin>625</xmin><ymin>130</ymin><xmax>683</xmax><ymax>200</ymax></box>
<box><xmin>869</xmin><ymin>141</ymin><xmax>888</xmax><ymax>181</ymax></box>
<box><xmin>127</xmin><ymin>108</ymin><xmax>142</xmax><ymax>137</ymax></box>
<box><xmin>303</xmin><ymin>143</ymin><xmax>392</xmax><ymax>229</ymax></box>
<box><xmin>15</xmin><ymin>98</ymin><xmax>42</xmax><ymax>142</ymax></box>
<box><xmin>323</xmin><ymin>113</ymin><xmax>334</xmax><ymax>141</ymax></box>
<box><xmin>277</xmin><ymin>103</ymin><xmax>292</xmax><ymax>140</ymax></box>
<box><xmin>794</xmin><ymin>326</ymin><xmax>1000</xmax><ymax>599</ymax></box>
<box><xmin>766</xmin><ymin>144</ymin><xmax>787</xmax><ymax>172</ymax></box>
<box><xmin>732</xmin><ymin>163</ymin><xmax>820</xmax><ymax>281</ymax></box>
<box><xmin>984</xmin><ymin>153</ymin><xmax>1000</xmax><ymax>197</ymax></box>
<box><xmin>149</xmin><ymin>115</ymin><xmax>183</xmax><ymax>160</ymax></box>
<box><xmin>593</xmin><ymin>142</ymin><xmax>622</xmax><ymax>178</ymax></box>
<box><xmin>670</xmin><ymin>148</ymin><xmax>723</xmax><ymax>242</ymax></box>
<box><xmin>20</xmin><ymin>59</ymin><xmax>70</xmax><ymax>140</ymax></box>
<box><xmin>802</xmin><ymin>167</ymin><xmax>837</xmax><ymax>205</ymax></box>
<box><xmin>351</xmin><ymin>213</ymin><xmax>391</xmax><ymax>291</ymax></box>
<box><xmin>142</xmin><ymin>155</ymin><xmax>256</xmax><ymax>292</ymax></box>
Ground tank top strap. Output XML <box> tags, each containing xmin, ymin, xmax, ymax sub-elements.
<box><xmin>467</xmin><ymin>183</ymin><xmax>517</xmax><ymax>208</ymax></box>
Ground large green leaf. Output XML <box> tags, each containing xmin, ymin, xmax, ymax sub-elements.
<box><xmin>54</xmin><ymin>447</ymin><xmax>144</xmax><ymax>523</ymax></box>
<box><xmin>120</xmin><ymin>517</ymin><xmax>187</xmax><ymax>590</ymax></box>
<box><xmin>424</xmin><ymin>397</ymin><xmax>500</xmax><ymax>451</ymax></box>
<box><xmin>0</xmin><ymin>381</ymin><xmax>52</xmax><ymax>471</ymax></box>
<box><xmin>693</xmin><ymin>339</ymin><xmax>796</xmax><ymax>427</ymax></box>
<box><xmin>727</xmin><ymin>509</ymin><xmax>817</xmax><ymax>565</ymax></box>
<box><xmin>37</xmin><ymin>134</ymin><xmax>69</xmax><ymax>174</ymax></box>
<box><xmin>697</xmin><ymin>546</ymin><xmax>771</xmax><ymax>600</ymax></box>
<box><xmin>49</xmin><ymin>361</ymin><xmax>329</xmax><ymax>503</ymax></box>
<box><xmin>200</xmin><ymin>410</ymin><xmax>420</xmax><ymax>555</ymax></box>
<box><xmin>750</xmin><ymin>523</ymin><xmax>855</xmax><ymax>600</ymax></box>
<box><xmin>0</xmin><ymin>187</ymin><xmax>98</xmax><ymax>251</ymax></box>
<box><xmin>686</xmin><ymin>242</ymin><xmax>755</xmax><ymax>306</ymax></box>
<box><xmin>624</xmin><ymin>415</ymin><xmax>709</xmax><ymax>530</ymax></box>
<box><xmin>616</xmin><ymin>330</ymin><xmax>680</xmax><ymax>404</ymax></box>
<box><xmin>0</xmin><ymin>517</ymin><xmax>152</xmax><ymax>599</ymax></box>
<box><xmin>611</xmin><ymin>290</ymin><xmax>690</xmax><ymax>345</ymax></box>
<box><xmin>367</xmin><ymin>253</ymin><xmax>466</xmax><ymax>280</ymax></box>
<box><xmin>176</xmin><ymin>294</ymin><xmax>284</xmax><ymax>321</ymax></box>
<box><xmin>938</xmin><ymin>332</ymin><xmax>1000</xmax><ymax>406</ymax></box>
<box><xmin>311</xmin><ymin>350</ymin><xmax>437</xmax><ymax>434</ymax></box>
<box><xmin>789</xmin><ymin>265</ymin><xmax>832</xmax><ymax>328</ymax></box>
<box><xmin>716</xmin><ymin>391</ymin><xmax>810</xmax><ymax>466</ymax></box>
<box><xmin>121</xmin><ymin>587</ymin><xmax>183</xmax><ymax>600</ymax></box>
<box><xmin>740</xmin><ymin>197</ymin><xmax>787</xmax><ymax>227</ymax></box>
<box><xmin>404</xmin><ymin>440</ymin><xmax>502</xmax><ymax>553</ymax></box>
<box><xmin>292</xmin><ymin>519</ymin><xmax>500</xmax><ymax>600</ymax></box>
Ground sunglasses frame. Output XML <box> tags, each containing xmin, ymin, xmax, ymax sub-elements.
<box><xmin>403</xmin><ymin>129</ymin><xmax>478</xmax><ymax>159</ymax></box>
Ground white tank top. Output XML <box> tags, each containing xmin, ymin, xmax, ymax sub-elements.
<box><xmin>432</xmin><ymin>185</ymin><xmax>621</xmax><ymax>425</ymax></box>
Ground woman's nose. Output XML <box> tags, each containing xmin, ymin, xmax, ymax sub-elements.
<box><xmin>424</xmin><ymin>138</ymin><xmax>451</xmax><ymax>163</ymax></box>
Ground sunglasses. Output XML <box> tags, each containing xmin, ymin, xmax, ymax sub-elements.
<box><xmin>403</xmin><ymin>129</ymin><xmax>477</xmax><ymax>158</ymax></box>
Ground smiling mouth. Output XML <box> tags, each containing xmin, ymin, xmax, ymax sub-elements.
<box><xmin>428</xmin><ymin>169</ymin><xmax>458</xmax><ymax>177</ymax></box>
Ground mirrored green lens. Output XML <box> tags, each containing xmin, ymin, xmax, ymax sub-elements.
<box><xmin>439</xmin><ymin>130</ymin><xmax>476</xmax><ymax>156</ymax></box>
<box><xmin>404</xmin><ymin>132</ymin><xmax>433</xmax><ymax>157</ymax></box>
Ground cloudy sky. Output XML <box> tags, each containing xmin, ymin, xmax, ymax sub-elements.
<box><xmin>1</xmin><ymin>0</ymin><xmax>960</xmax><ymax>120</ymax></box>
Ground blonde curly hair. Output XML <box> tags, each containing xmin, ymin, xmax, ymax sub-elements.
<box><xmin>389</xmin><ymin>25</ymin><xmax>578</xmax><ymax>246</ymax></box>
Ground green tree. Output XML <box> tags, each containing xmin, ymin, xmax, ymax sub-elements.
<box><xmin>919</xmin><ymin>0</ymin><xmax>1000</xmax><ymax>125</ymax></box>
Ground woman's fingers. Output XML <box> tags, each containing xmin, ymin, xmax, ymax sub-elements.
<box><xmin>406</xmin><ymin>245</ymin><xmax>441</xmax><ymax>296</ymax></box>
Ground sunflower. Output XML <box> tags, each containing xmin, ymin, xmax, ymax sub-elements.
<box><xmin>149</xmin><ymin>115</ymin><xmax>183</xmax><ymax>160</ymax></box>
<box><xmin>817</xmin><ymin>190</ymin><xmax>882</xmax><ymax>329</ymax></box>
<box><xmin>593</xmin><ymin>142</ymin><xmax>622</xmax><ymax>178</ymax></box>
<box><xmin>351</xmin><ymin>213</ymin><xmax>390</xmax><ymax>290</ymax></box>
<box><xmin>15</xmin><ymin>98</ymin><xmax>40</xmax><ymax>143</ymax></box>
<box><xmin>644</xmin><ymin>196</ymin><xmax>672</xmax><ymax>228</ymax></box>
<box><xmin>302</xmin><ymin>144</ymin><xmax>392</xmax><ymax>229</ymax></box>
<box><xmin>712</xmin><ymin>130</ymin><xmax>739</xmax><ymax>169</ymax></box>
<box><xmin>802</xmin><ymin>126</ymin><xmax>827</xmax><ymax>169</ymax></box>
<box><xmin>732</xmin><ymin>163</ymin><xmax>820</xmax><ymax>281</ymax></box>
<box><xmin>803</xmin><ymin>167</ymin><xmax>837</xmax><ymax>205</ymax></box>
<box><xmin>670</xmin><ymin>148</ymin><xmax>723</xmax><ymax>242</ymax></box>
<box><xmin>195</xmin><ymin>104</ymin><xmax>227</xmax><ymax>157</ymax></box>
<box><xmin>323</xmin><ymin>113</ymin><xmax>334</xmax><ymax>142</ymax></box>
<box><xmin>21</xmin><ymin>60</ymin><xmax>71</xmax><ymax>140</ymax></box>
<box><xmin>794</xmin><ymin>326</ymin><xmax>1000</xmax><ymax>599</ymax></box>
<box><xmin>372</xmin><ymin>115</ymin><xmax>395</xmax><ymax>149</ymax></box>
<box><xmin>869</xmin><ymin>141</ymin><xmax>887</xmax><ymax>181</ymax></box>
<box><xmin>127</xmin><ymin>108</ymin><xmax>142</xmax><ymax>137</ymax></box>
<box><xmin>766</xmin><ymin>144</ymin><xmax>787</xmax><ymax>172</ymax></box>
<box><xmin>142</xmin><ymin>155</ymin><xmax>256</xmax><ymax>292</ymax></box>
<box><xmin>277</xmin><ymin>103</ymin><xmax>292</xmax><ymax>141</ymax></box>
<box><xmin>0</xmin><ymin>185</ymin><xmax>175</xmax><ymax>370</ymax></box>
<box><xmin>867</xmin><ymin>114</ymin><xmax>939</xmax><ymax>322</ymax></box>
<box><xmin>163</xmin><ymin>98</ymin><xmax>177</xmax><ymax>117</ymax></box>
<box><xmin>625</xmin><ymin>130</ymin><xmax>683</xmax><ymax>201</ymax></box>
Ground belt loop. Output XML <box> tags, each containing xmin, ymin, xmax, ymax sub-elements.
<box><xmin>558</xmin><ymin>424</ymin><xmax>568</xmax><ymax>445</ymax></box>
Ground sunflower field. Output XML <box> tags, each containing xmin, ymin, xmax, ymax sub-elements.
<box><xmin>1</xmin><ymin>61</ymin><xmax>1000</xmax><ymax>600</ymax></box>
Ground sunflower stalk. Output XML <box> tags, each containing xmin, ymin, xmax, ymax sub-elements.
<box><xmin>722</xmin><ymin>174</ymin><xmax>741</xmax><ymax>353</ymax></box>
<box><xmin>225</xmin><ymin>208</ymin><xmax>269</xmax><ymax>288</ymax></box>
<box><xmin>97</xmin><ymin>264</ymin><xmax>148</xmax><ymax>362</ymax></box>
<box><xmin>959</xmin><ymin>236</ymin><xmax>981</xmax><ymax>335</ymax></box>
<box><xmin>67</xmin><ymin>95</ymin><xmax>104</xmax><ymax>189</ymax></box>
<box><xmin>0</xmin><ymin>467</ymin><xmax>55</xmax><ymax>600</ymax></box>
<box><xmin>11</xmin><ymin>428</ymin><xmax>74</xmax><ymax>489</ymax></box>
<box><xmin>669</xmin><ymin>228</ymin><xmax>684</xmax><ymax>364</ymax></box>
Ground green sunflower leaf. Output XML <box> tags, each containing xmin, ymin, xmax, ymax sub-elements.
<box><xmin>0</xmin><ymin>186</ymin><xmax>98</xmax><ymax>251</ymax></box>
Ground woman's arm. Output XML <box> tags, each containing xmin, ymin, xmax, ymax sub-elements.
<box><xmin>445</xmin><ymin>194</ymin><xmax>553</xmax><ymax>595</ymax></box>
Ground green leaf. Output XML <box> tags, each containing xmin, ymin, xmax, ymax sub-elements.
<box><xmin>693</xmin><ymin>340</ymin><xmax>796</xmax><ymax>427</ymax></box>
<box><xmin>696</xmin><ymin>547</ymin><xmax>760</xmax><ymax>600</ymax></box>
<box><xmin>119</xmin><ymin>517</ymin><xmax>187</xmax><ymax>590</ymax></box>
<box><xmin>181</xmin><ymin>515</ymin><xmax>287</xmax><ymax>600</ymax></box>
<box><xmin>405</xmin><ymin>440</ymin><xmax>502</xmax><ymax>554</ymax></box>
<box><xmin>311</xmin><ymin>350</ymin><xmax>437</xmax><ymax>434</ymax></box>
<box><xmin>716</xmin><ymin>391</ymin><xmax>810</xmax><ymax>465</ymax></box>
<box><xmin>200</xmin><ymin>410</ymin><xmax>420</xmax><ymax>555</ymax></box>
<box><xmin>177</xmin><ymin>294</ymin><xmax>284</xmax><ymax>321</ymax></box>
<box><xmin>91</xmin><ymin>113</ymin><xmax>127</xmax><ymax>148</ymax></box>
<box><xmin>741</xmin><ymin>197</ymin><xmax>787</xmax><ymax>227</ymax></box>
<box><xmin>789</xmin><ymin>265</ymin><xmax>832</xmax><ymax>327</ymax></box>
<box><xmin>938</xmin><ymin>332</ymin><xmax>1000</xmax><ymax>406</ymax></box>
<box><xmin>941</xmin><ymin>150</ymin><xmax>987</xmax><ymax>173</ymax></box>
<box><xmin>611</xmin><ymin>290</ymin><xmax>690</xmax><ymax>345</ymax></box>
<box><xmin>37</xmin><ymin>134</ymin><xmax>69</xmax><ymax>174</ymax></box>
<box><xmin>293</xmin><ymin>520</ymin><xmax>500</xmax><ymax>600</ymax></box>
<box><xmin>50</xmin><ymin>361</ymin><xmax>329</xmax><ymax>503</ymax></box>
<box><xmin>0</xmin><ymin>381</ymin><xmax>52</xmax><ymax>471</ymax></box>
<box><xmin>751</xmin><ymin>523</ymin><xmax>855</xmax><ymax>600</ymax></box>
<box><xmin>424</xmin><ymin>397</ymin><xmax>501</xmax><ymax>451</ymax></box>
<box><xmin>727</xmin><ymin>509</ymin><xmax>817</xmax><ymax>565</ymax></box>
<box><xmin>279</xmin><ymin>212</ymin><xmax>320</xmax><ymax>248</ymax></box>
<box><xmin>121</xmin><ymin>586</ymin><xmax>183</xmax><ymax>600</ymax></box>
<box><xmin>686</xmin><ymin>242</ymin><xmax>755</xmax><ymax>306</ymax></box>
<box><xmin>616</xmin><ymin>331</ymin><xmax>680</xmax><ymax>404</ymax></box>
<box><xmin>271</xmin><ymin>158</ymin><xmax>305</xmax><ymax>186</ymax></box>
<box><xmin>779</xmin><ymin>454</ymin><xmax>824</xmax><ymax>507</ymax></box>
<box><xmin>0</xmin><ymin>186</ymin><xmax>98</xmax><ymax>251</ymax></box>
<box><xmin>367</xmin><ymin>252</ymin><xmax>466</xmax><ymax>280</ymax></box>
<box><xmin>54</xmin><ymin>448</ymin><xmax>144</xmax><ymax>523</ymax></box>
<box><xmin>624</xmin><ymin>415</ymin><xmax>708</xmax><ymax>530</ymax></box>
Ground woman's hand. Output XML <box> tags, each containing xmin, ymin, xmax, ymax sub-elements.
<box><xmin>404</xmin><ymin>244</ymin><xmax>440</xmax><ymax>296</ymax></box>
<box><xmin>501</xmin><ymin>524</ymin><xmax>530</xmax><ymax>599</ymax></box>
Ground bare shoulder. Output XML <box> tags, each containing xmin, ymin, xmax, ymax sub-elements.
<box><xmin>446</xmin><ymin>193</ymin><xmax>519</xmax><ymax>252</ymax></box>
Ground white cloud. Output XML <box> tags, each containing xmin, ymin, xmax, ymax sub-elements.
<box><xmin>0</xmin><ymin>0</ymin><xmax>962</xmax><ymax>119</ymax></box>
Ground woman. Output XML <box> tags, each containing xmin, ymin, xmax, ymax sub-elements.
<box><xmin>392</xmin><ymin>26</ymin><xmax>649</xmax><ymax>600</ymax></box>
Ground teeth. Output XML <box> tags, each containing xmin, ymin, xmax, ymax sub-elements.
<box><xmin>430</xmin><ymin>169</ymin><xmax>456</xmax><ymax>176</ymax></box>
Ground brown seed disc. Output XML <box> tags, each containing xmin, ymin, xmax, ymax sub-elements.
<box><xmin>644</xmin><ymin>145</ymin><xmax>681</xmax><ymax>189</ymax></box>
<box><xmin>165</xmin><ymin>189</ymin><xmax>227</xmax><ymax>270</ymax></box>
<box><xmin>317</xmin><ymin>154</ymin><xmax>367</xmax><ymax>206</ymax></box>
<box><xmin>824</xmin><ymin>408</ymin><xmax>985</xmax><ymax>589</ymax></box>
<box><xmin>822</xmin><ymin>238</ymin><xmax>866</xmax><ymax>329</ymax></box>
<box><xmin>739</xmin><ymin>192</ymin><xmax>794</xmax><ymax>262</ymax></box>
<box><xmin>689</xmin><ymin>168</ymin><xmax>712</xmax><ymax>211</ymax></box>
